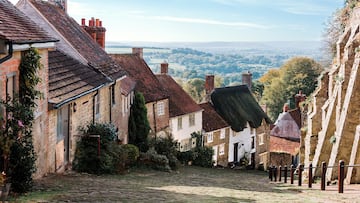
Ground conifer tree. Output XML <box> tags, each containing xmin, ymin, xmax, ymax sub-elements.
<box><xmin>128</xmin><ymin>92</ymin><xmax>150</xmax><ymax>152</ymax></box>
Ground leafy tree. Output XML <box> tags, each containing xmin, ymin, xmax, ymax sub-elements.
<box><xmin>183</xmin><ymin>78</ymin><xmax>205</xmax><ymax>103</ymax></box>
<box><xmin>324</xmin><ymin>0</ymin><xmax>360</xmax><ymax>56</ymax></box>
<box><xmin>128</xmin><ymin>92</ymin><xmax>150</xmax><ymax>152</ymax></box>
<box><xmin>261</xmin><ymin>57</ymin><xmax>323</xmax><ymax>120</ymax></box>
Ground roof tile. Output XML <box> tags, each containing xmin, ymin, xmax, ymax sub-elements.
<box><xmin>199</xmin><ymin>102</ymin><xmax>229</xmax><ymax>132</ymax></box>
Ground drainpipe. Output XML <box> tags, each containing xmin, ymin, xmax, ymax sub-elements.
<box><xmin>0</xmin><ymin>41</ymin><xmax>13</xmax><ymax>64</ymax></box>
<box><xmin>153</xmin><ymin>102</ymin><xmax>157</xmax><ymax>138</ymax></box>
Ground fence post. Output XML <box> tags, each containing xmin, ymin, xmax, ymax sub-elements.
<box><xmin>279</xmin><ymin>166</ymin><xmax>282</xmax><ymax>182</ymax></box>
<box><xmin>290</xmin><ymin>165</ymin><xmax>294</xmax><ymax>184</ymax></box>
<box><xmin>321</xmin><ymin>162</ymin><xmax>326</xmax><ymax>191</ymax></box>
<box><xmin>298</xmin><ymin>164</ymin><xmax>304</xmax><ymax>186</ymax></box>
<box><xmin>274</xmin><ymin>166</ymin><xmax>277</xmax><ymax>182</ymax></box>
<box><xmin>284</xmin><ymin>165</ymin><xmax>288</xmax><ymax>183</ymax></box>
<box><xmin>308</xmin><ymin>163</ymin><xmax>313</xmax><ymax>188</ymax></box>
<box><xmin>269</xmin><ymin>166</ymin><xmax>273</xmax><ymax>181</ymax></box>
<box><xmin>338</xmin><ymin>160</ymin><xmax>345</xmax><ymax>193</ymax></box>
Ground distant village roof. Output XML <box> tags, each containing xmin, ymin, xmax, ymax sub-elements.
<box><xmin>210</xmin><ymin>85</ymin><xmax>272</xmax><ymax>132</ymax></box>
<box><xmin>18</xmin><ymin>0</ymin><xmax>126</xmax><ymax>80</ymax></box>
<box><xmin>110</xmin><ymin>54</ymin><xmax>168</xmax><ymax>103</ymax></box>
<box><xmin>199</xmin><ymin>102</ymin><xmax>229</xmax><ymax>132</ymax></box>
<box><xmin>0</xmin><ymin>0</ymin><xmax>57</xmax><ymax>44</ymax></box>
<box><xmin>48</xmin><ymin>50</ymin><xmax>110</xmax><ymax>106</ymax></box>
<box><xmin>156</xmin><ymin>74</ymin><xmax>202</xmax><ymax>117</ymax></box>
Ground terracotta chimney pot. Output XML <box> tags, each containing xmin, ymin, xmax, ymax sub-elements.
<box><xmin>81</xmin><ymin>18</ymin><xmax>85</xmax><ymax>26</ymax></box>
<box><xmin>96</xmin><ymin>19</ymin><xmax>100</xmax><ymax>27</ymax></box>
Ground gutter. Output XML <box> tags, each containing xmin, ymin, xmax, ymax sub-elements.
<box><xmin>52</xmin><ymin>84</ymin><xmax>105</xmax><ymax>109</ymax></box>
<box><xmin>0</xmin><ymin>41</ymin><xmax>13</xmax><ymax>64</ymax></box>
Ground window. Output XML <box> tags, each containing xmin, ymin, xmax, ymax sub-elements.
<box><xmin>251</xmin><ymin>136</ymin><xmax>255</xmax><ymax>149</ymax></box>
<box><xmin>207</xmin><ymin>132</ymin><xmax>213</xmax><ymax>143</ymax></box>
<box><xmin>189</xmin><ymin>113</ymin><xmax>195</xmax><ymax>126</ymax></box>
<box><xmin>57</xmin><ymin>109</ymin><xmax>63</xmax><ymax>142</ymax></box>
<box><xmin>157</xmin><ymin>102</ymin><xmax>164</xmax><ymax>116</ymax></box>
<box><xmin>258</xmin><ymin>133</ymin><xmax>264</xmax><ymax>145</ymax></box>
<box><xmin>220</xmin><ymin>129</ymin><xmax>225</xmax><ymax>139</ymax></box>
<box><xmin>219</xmin><ymin>143</ymin><xmax>225</xmax><ymax>155</ymax></box>
<box><xmin>94</xmin><ymin>93</ymin><xmax>100</xmax><ymax>121</ymax></box>
<box><xmin>111</xmin><ymin>85</ymin><xmax>115</xmax><ymax>106</ymax></box>
<box><xmin>177</xmin><ymin>117</ymin><xmax>182</xmax><ymax>130</ymax></box>
<box><xmin>6</xmin><ymin>72</ymin><xmax>16</xmax><ymax>100</ymax></box>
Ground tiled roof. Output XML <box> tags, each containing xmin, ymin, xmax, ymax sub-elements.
<box><xmin>21</xmin><ymin>0</ymin><xmax>126</xmax><ymax>80</ymax></box>
<box><xmin>48</xmin><ymin>50</ymin><xmax>110</xmax><ymax>105</ymax></box>
<box><xmin>0</xmin><ymin>0</ymin><xmax>56</xmax><ymax>43</ymax></box>
<box><xmin>210</xmin><ymin>85</ymin><xmax>272</xmax><ymax>132</ymax></box>
<box><xmin>110</xmin><ymin>54</ymin><xmax>168</xmax><ymax>103</ymax></box>
<box><xmin>199</xmin><ymin>102</ymin><xmax>229</xmax><ymax>132</ymax></box>
<box><xmin>156</xmin><ymin>74</ymin><xmax>202</xmax><ymax>117</ymax></box>
<box><xmin>120</xmin><ymin>76</ymin><xmax>136</xmax><ymax>96</ymax></box>
<box><xmin>288</xmin><ymin>108</ymin><xmax>301</xmax><ymax>129</ymax></box>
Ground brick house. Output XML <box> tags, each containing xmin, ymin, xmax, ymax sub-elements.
<box><xmin>110</xmin><ymin>50</ymin><xmax>170</xmax><ymax>137</ymax></box>
<box><xmin>156</xmin><ymin>63</ymin><xmax>203</xmax><ymax>152</ymax></box>
<box><xmin>200</xmin><ymin>102</ymin><xmax>231</xmax><ymax>166</ymax></box>
<box><xmin>17</xmin><ymin>0</ymin><xmax>135</xmax><ymax>175</ymax></box>
<box><xmin>0</xmin><ymin>0</ymin><xmax>58</xmax><ymax>177</ymax></box>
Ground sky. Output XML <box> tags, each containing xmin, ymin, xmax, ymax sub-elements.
<box><xmin>10</xmin><ymin>0</ymin><xmax>344</xmax><ymax>42</ymax></box>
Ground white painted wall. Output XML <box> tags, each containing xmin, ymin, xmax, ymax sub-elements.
<box><xmin>228</xmin><ymin>122</ymin><xmax>256</xmax><ymax>163</ymax></box>
<box><xmin>170</xmin><ymin>110</ymin><xmax>203</xmax><ymax>144</ymax></box>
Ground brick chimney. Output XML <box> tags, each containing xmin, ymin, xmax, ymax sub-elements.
<box><xmin>205</xmin><ymin>75</ymin><xmax>215</xmax><ymax>94</ymax></box>
<box><xmin>81</xmin><ymin>17</ymin><xmax>106</xmax><ymax>49</ymax></box>
<box><xmin>295</xmin><ymin>90</ymin><xmax>306</xmax><ymax>109</ymax></box>
<box><xmin>242</xmin><ymin>71</ymin><xmax>252</xmax><ymax>90</ymax></box>
<box><xmin>160</xmin><ymin>62</ymin><xmax>168</xmax><ymax>74</ymax></box>
<box><xmin>48</xmin><ymin>0</ymin><xmax>67</xmax><ymax>12</ymax></box>
<box><xmin>132</xmin><ymin>48</ymin><xmax>143</xmax><ymax>58</ymax></box>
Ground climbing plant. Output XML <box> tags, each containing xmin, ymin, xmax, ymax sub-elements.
<box><xmin>0</xmin><ymin>47</ymin><xmax>41</xmax><ymax>193</ymax></box>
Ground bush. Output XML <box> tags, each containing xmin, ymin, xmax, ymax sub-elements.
<box><xmin>177</xmin><ymin>151</ymin><xmax>195</xmax><ymax>165</ymax></box>
<box><xmin>149</xmin><ymin>135</ymin><xmax>180</xmax><ymax>170</ymax></box>
<box><xmin>121</xmin><ymin>144</ymin><xmax>139</xmax><ymax>166</ymax></box>
<box><xmin>138</xmin><ymin>148</ymin><xmax>171</xmax><ymax>172</ymax></box>
<box><xmin>192</xmin><ymin>146</ymin><xmax>214</xmax><ymax>168</ymax></box>
<box><xmin>73</xmin><ymin>123</ymin><xmax>119</xmax><ymax>174</ymax></box>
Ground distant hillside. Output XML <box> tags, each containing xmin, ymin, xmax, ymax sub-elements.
<box><xmin>106</xmin><ymin>41</ymin><xmax>330</xmax><ymax>86</ymax></box>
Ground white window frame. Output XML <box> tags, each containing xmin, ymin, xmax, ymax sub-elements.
<box><xmin>219</xmin><ymin>143</ymin><xmax>225</xmax><ymax>155</ymax></box>
<box><xmin>157</xmin><ymin>101</ymin><xmax>165</xmax><ymax>116</ymax></box>
<box><xmin>177</xmin><ymin>117</ymin><xmax>182</xmax><ymax>130</ymax></box>
<box><xmin>94</xmin><ymin>93</ymin><xmax>100</xmax><ymax>120</ymax></box>
<box><xmin>259</xmin><ymin>133</ymin><xmax>265</xmax><ymax>145</ymax></box>
<box><xmin>207</xmin><ymin>132</ymin><xmax>213</xmax><ymax>143</ymax></box>
<box><xmin>189</xmin><ymin>113</ymin><xmax>195</xmax><ymax>126</ymax></box>
<box><xmin>220</xmin><ymin>129</ymin><xmax>225</xmax><ymax>139</ymax></box>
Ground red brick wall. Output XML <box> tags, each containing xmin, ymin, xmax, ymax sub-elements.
<box><xmin>269</xmin><ymin>136</ymin><xmax>300</xmax><ymax>155</ymax></box>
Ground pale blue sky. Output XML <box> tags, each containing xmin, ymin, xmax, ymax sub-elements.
<box><xmin>11</xmin><ymin>0</ymin><xmax>344</xmax><ymax>42</ymax></box>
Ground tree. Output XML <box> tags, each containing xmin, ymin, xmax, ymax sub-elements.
<box><xmin>261</xmin><ymin>57</ymin><xmax>323</xmax><ymax>120</ymax></box>
<box><xmin>183</xmin><ymin>78</ymin><xmax>205</xmax><ymax>103</ymax></box>
<box><xmin>128</xmin><ymin>92</ymin><xmax>150</xmax><ymax>152</ymax></box>
<box><xmin>324</xmin><ymin>0</ymin><xmax>360</xmax><ymax>57</ymax></box>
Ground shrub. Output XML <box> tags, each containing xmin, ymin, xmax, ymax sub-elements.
<box><xmin>149</xmin><ymin>135</ymin><xmax>180</xmax><ymax>170</ymax></box>
<box><xmin>177</xmin><ymin>151</ymin><xmax>195</xmax><ymax>165</ymax></box>
<box><xmin>121</xmin><ymin>144</ymin><xmax>139</xmax><ymax>166</ymax></box>
<box><xmin>73</xmin><ymin>123</ymin><xmax>118</xmax><ymax>174</ymax></box>
<box><xmin>138</xmin><ymin>148</ymin><xmax>171</xmax><ymax>172</ymax></box>
<box><xmin>192</xmin><ymin>146</ymin><xmax>214</xmax><ymax>168</ymax></box>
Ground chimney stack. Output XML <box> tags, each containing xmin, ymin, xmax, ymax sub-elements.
<box><xmin>295</xmin><ymin>90</ymin><xmax>306</xmax><ymax>109</ymax></box>
<box><xmin>48</xmin><ymin>0</ymin><xmax>67</xmax><ymax>12</ymax></box>
<box><xmin>160</xmin><ymin>62</ymin><xmax>168</xmax><ymax>74</ymax></box>
<box><xmin>242</xmin><ymin>71</ymin><xmax>252</xmax><ymax>90</ymax></box>
<box><xmin>81</xmin><ymin>17</ymin><xmax>106</xmax><ymax>49</ymax></box>
<box><xmin>205</xmin><ymin>75</ymin><xmax>215</xmax><ymax>94</ymax></box>
<box><xmin>282</xmin><ymin>103</ymin><xmax>289</xmax><ymax>112</ymax></box>
<box><xmin>132</xmin><ymin>48</ymin><xmax>143</xmax><ymax>58</ymax></box>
